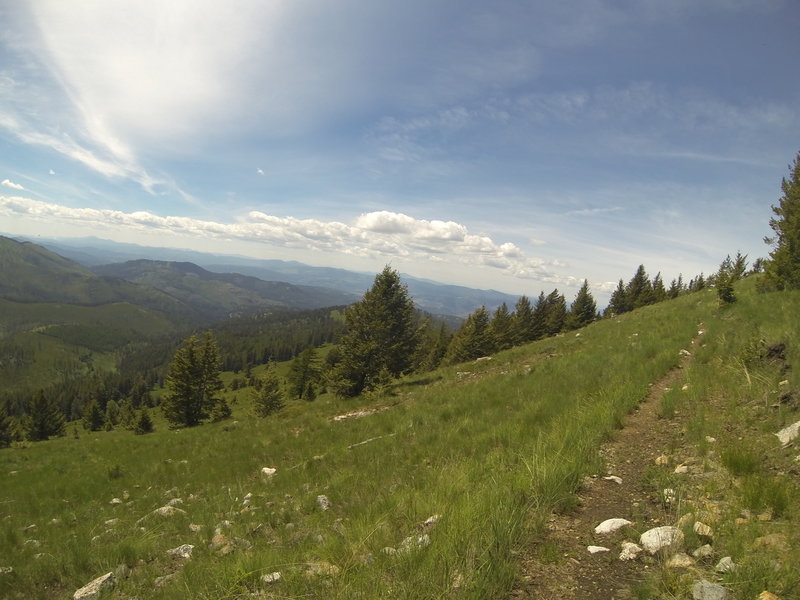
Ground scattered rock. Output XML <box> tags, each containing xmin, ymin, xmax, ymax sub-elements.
<box><xmin>261</xmin><ymin>572</ymin><xmax>281</xmax><ymax>583</ymax></box>
<box><xmin>674</xmin><ymin>463</ymin><xmax>689</xmax><ymax>474</ymax></box>
<box><xmin>398</xmin><ymin>533</ymin><xmax>431</xmax><ymax>554</ymax></box>
<box><xmin>693</xmin><ymin>521</ymin><xmax>714</xmax><ymax>540</ymax></box>
<box><xmin>705</xmin><ymin>436</ymin><xmax>716</xmax><ymax>443</ymax></box>
<box><xmin>166</xmin><ymin>497</ymin><xmax>183</xmax><ymax>507</ymax></box>
<box><xmin>692</xmin><ymin>544</ymin><xmax>714</xmax><ymax>559</ymax></box>
<box><xmin>420</xmin><ymin>514</ymin><xmax>442</xmax><ymax>529</ymax></box>
<box><xmin>382</xmin><ymin>546</ymin><xmax>397</xmax><ymax>556</ymax></box>
<box><xmin>0</xmin><ymin>566</ymin><xmax>14</xmax><ymax>575</ymax></box>
<box><xmin>692</xmin><ymin>579</ymin><xmax>729</xmax><ymax>600</ymax></box>
<box><xmin>640</xmin><ymin>526</ymin><xmax>684</xmax><ymax>555</ymax></box>
<box><xmin>167</xmin><ymin>544</ymin><xmax>194</xmax><ymax>560</ymax></box>
<box><xmin>666</xmin><ymin>553</ymin><xmax>694</xmax><ymax>568</ymax></box>
<box><xmin>113</xmin><ymin>564</ymin><xmax>131</xmax><ymax>580</ymax></box>
<box><xmin>715</xmin><ymin>556</ymin><xmax>735</xmax><ymax>573</ymax></box>
<box><xmin>680</xmin><ymin>349</ymin><xmax>692</xmax><ymax>357</ymax></box>
<box><xmin>305</xmin><ymin>561</ymin><xmax>340</xmax><ymax>577</ymax></box>
<box><xmin>619</xmin><ymin>542</ymin><xmax>642</xmax><ymax>561</ymax></box>
<box><xmin>209</xmin><ymin>533</ymin><xmax>232</xmax><ymax>554</ymax></box>
<box><xmin>154</xmin><ymin>573</ymin><xmax>177</xmax><ymax>588</ymax></box>
<box><xmin>757</xmin><ymin>592</ymin><xmax>782</xmax><ymax>600</ymax></box>
<box><xmin>603</xmin><ymin>475</ymin><xmax>623</xmax><ymax>485</ymax></box>
<box><xmin>73</xmin><ymin>572</ymin><xmax>115</xmax><ymax>600</ymax></box>
<box><xmin>594</xmin><ymin>518</ymin><xmax>632</xmax><ymax>535</ymax></box>
<box><xmin>655</xmin><ymin>455</ymin><xmax>670</xmax><ymax>466</ymax></box>
<box><xmin>316</xmin><ymin>495</ymin><xmax>331</xmax><ymax>511</ymax></box>
<box><xmin>261</xmin><ymin>467</ymin><xmax>277</xmax><ymax>477</ymax></box>
<box><xmin>663</xmin><ymin>488</ymin><xmax>677</xmax><ymax>504</ymax></box>
<box><xmin>109</xmin><ymin>498</ymin><xmax>122</xmax><ymax>505</ymax></box>
<box><xmin>753</xmin><ymin>533</ymin><xmax>790</xmax><ymax>553</ymax></box>
<box><xmin>104</xmin><ymin>519</ymin><xmax>118</xmax><ymax>527</ymax></box>
<box><xmin>776</xmin><ymin>420</ymin><xmax>800</xmax><ymax>445</ymax></box>
<box><xmin>587</xmin><ymin>545</ymin><xmax>610</xmax><ymax>554</ymax></box>
<box><xmin>189</xmin><ymin>523</ymin><xmax>203</xmax><ymax>533</ymax></box>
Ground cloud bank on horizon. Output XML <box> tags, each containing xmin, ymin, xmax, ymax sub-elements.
<box><xmin>0</xmin><ymin>0</ymin><xmax>798</xmax><ymax>298</ymax></box>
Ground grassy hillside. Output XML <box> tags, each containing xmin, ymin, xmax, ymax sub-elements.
<box><xmin>0</xmin><ymin>279</ymin><xmax>798</xmax><ymax>599</ymax></box>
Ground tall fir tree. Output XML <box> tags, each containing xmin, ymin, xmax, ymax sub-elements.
<box><xmin>444</xmin><ymin>306</ymin><xmax>494</xmax><ymax>364</ymax></box>
<box><xmin>511</xmin><ymin>295</ymin><xmax>536</xmax><ymax>345</ymax></box>
<box><xmin>763</xmin><ymin>153</ymin><xmax>800</xmax><ymax>290</ymax></box>
<box><xmin>667</xmin><ymin>275</ymin><xmax>684</xmax><ymax>299</ymax></box>
<box><xmin>162</xmin><ymin>332</ymin><xmax>225</xmax><ymax>427</ymax></box>
<box><xmin>134</xmin><ymin>408</ymin><xmax>154</xmax><ymax>435</ymax></box>
<box><xmin>82</xmin><ymin>397</ymin><xmax>105</xmax><ymax>431</ymax></box>
<box><xmin>330</xmin><ymin>266</ymin><xmax>419</xmax><ymax>397</ymax></box>
<box><xmin>651</xmin><ymin>273</ymin><xmax>667</xmax><ymax>303</ymax></box>
<box><xmin>543</xmin><ymin>289</ymin><xmax>567</xmax><ymax>336</ymax></box>
<box><xmin>286</xmin><ymin>347</ymin><xmax>320</xmax><ymax>400</ymax></box>
<box><xmin>607</xmin><ymin>279</ymin><xmax>631</xmax><ymax>316</ymax></box>
<box><xmin>529</xmin><ymin>291</ymin><xmax>549</xmax><ymax>340</ymax></box>
<box><xmin>489</xmin><ymin>302</ymin><xmax>516</xmax><ymax>351</ymax></box>
<box><xmin>253</xmin><ymin>364</ymin><xmax>285</xmax><ymax>417</ymax></box>
<box><xmin>626</xmin><ymin>265</ymin><xmax>655</xmax><ymax>308</ymax></box>
<box><xmin>24</xmin><ymin>390</ymin><xmax>65</xmax><ymax>441</ymax></box>
<box><xmin>565</xmin><ymin>280</ymin><xmax>597</xmax><ymax>330</ymax></box>
<box><xmin>0</xmin><ymin>404</ymin><xmax>12</xmax><ymax>448</ymax></box>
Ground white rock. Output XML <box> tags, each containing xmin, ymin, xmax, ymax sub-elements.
<box><xmin>594</xmin><ymin>518</ymin><xmax>632</xmax><ymax>535</ymax></box>
<box><xmin>619</xmin><ymin>542</ymin><xmax>642</xmax><ymax>561</ymax></box>
<box><xmin>421</xmin><ymin>514</ymin><xmax>442</xmax><ymax>528</ymax></box>
<box><xmin>109</xmin><ymin>498</ymin><xmax>122</xmax><ymax>505</ymax></box>
<box><xmin>692</xmin><ymin>579</ymin><xmax>730</xmax><ymax>600</ymax></box>
<box><xmin>693</xmin><ymin>544</ymin><xmax>714</xmax><ymax>559</ymax></box>
<box><xmin>317</xmin><ymin>495</ymin><xmax>331</xmax><ymax>511</ymax></box>
<box><xmin>154</xmin><ymin>505</ymin><xmax>186</xmax><ymax>518</ymax></box>
<box><xmin>166</xmin><ymin>497</ymin><xmax>183</xmax><ymax>507</ymax></box>
<box><xmin>73</xmin><ymin>572</ymin><xmax>115</xmax><ymax>600</ymax></box>
<box><xmin>398</xmin><ymin>533</ymin><xmax>430</xmax><ymax>554</ymax></box>
<box><xmin>0</xmin><ymin>567</ymin><xmax>14</xmax><ymax>575</ymax></box>
<box><xmin>603</xmin><ymin>475</ymin><xmax>623</xmax><ymax>485</ymax></box>
<box><xmin>674</xmin><ymin>464</ymin><xmax>689</xmax><ymax>474</ymax></box>
<box><xmin>640</xmin><ymin>526</ymin><xmax>684</xmax><ymax>554</ymax></box>
<box><xmin>666</xmin><ymin>553</ymin><xmax>695</xmax><ymax>568</ymax></box>
<box><xmin>663</xmin><ymin>488</ymin><xmax>677</xmax><ymax>503</ymax></box>
<box><xmin>261</xmin><ymin>571</ymin><xmax>282</xmax><ymax>583</ymax></box>
<box><xmin>776</xmin><ymin>420</ymin><xmax>800</xmax><ymax>445</ymax></box>
<box><xmin>261</xmin><ymin>467</ymin><xmax>277</xmax><ymax>477</ymax></box>
<box><xmin>587</xmin><ymin>545</ymin><xmax>610</xmax><ymax>554</ymax></box>
<box><xmin>167</xmin><ymin>544</ymin><xmax>194</xmax><ymax>560</ymax></box>
<box><xmin>715</xmin><ymin>556</ymin><xmax>736</xmax><ymax>573</ymax></box>
<box><xmin>694</xmin><ymin>521</ymin><xmax>714</xmax><ymax>539</ymax></box>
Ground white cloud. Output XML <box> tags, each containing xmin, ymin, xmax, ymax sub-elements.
<box><xmin>0</xmin><ymin>196</ymin><xmax>571</xmax><ymax>284</ymax></box>
<box><xmin>2</xmin><ymin>179</ymin><xmax>24</xmax><ymax>190</ymax></box>
<box><xmin>48</xmin><ymin>169</ymin><xmax>55</xmax><ymax>175</ymax></box>
<box><xmin>257</xmin><ymin>168</ymin><xmax>265</xmax><ymax>176</ymax></box>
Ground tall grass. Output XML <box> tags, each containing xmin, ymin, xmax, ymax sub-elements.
<box><xmin>1</xmin><ymin>291</ymin><xmax>714</xmax><ymax>599</ymax></box>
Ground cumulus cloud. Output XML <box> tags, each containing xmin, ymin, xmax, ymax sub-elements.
<box><xmin>0</xmin><ymin>196</ymin><xmax>567</xmax><ymax>282</ymax></box>
<box><xmin>2</xmin><ymin>179</ymin><xmax>24</xmax><ymax>190</ymax></box>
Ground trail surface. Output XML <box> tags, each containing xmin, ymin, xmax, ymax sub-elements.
<box><xmin>511</xmin><ymin>341</ymin><xmax>697</xmax><ymax>599</ymax></box>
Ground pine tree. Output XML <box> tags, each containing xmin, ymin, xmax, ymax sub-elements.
<box><xmin>763</xmin><ymin>152</ymin><xmax>800</xmax><ymax>290</ymax></box>
<box><xmin>489</xmin><ymin>303</ymin><xmax>515</xmax><ymax>351</ymax></box>
<box><xmin>444</xmin><ymin>306</ymin><xmax>494</xmax><ymax>364</ymax></box>
<box><xmin>626</xmin><ymin>265</ymin><xmax>654</xmax><ymax>308</ymax></box>
<box><xmin>0</xmin><ymin>404</ymin><xmax>12</xmax><ymax>448</ymax></box>
<box><xmin>330</xmin><ymin>266</ymin><xmax>419</xmax><ymax>397</ymax></box>
<box><xmin>24</xmin><ymin>391</ymin><xmax>65</xmax><ymax>441</ymax></box>
<box><xmin>607</xmin><ymin>279</ymin><xmax>631</xmax><ymax>316</ymax></box>
<box><xmin>651</xmin><ymin>273</ymin><xmax>667</xmax><ymax>303</ymax></box>
<box><xmin>667</xmin><ymin>275</ymin><xmax>684</xmax><ymax>299</ymax></box>
<box><xmin>286</xmin><ymin>347</ymin><xmax>319</xmax><ymax>400</ymax></box>
<box><xmin>253</xmin><ymin>364</ymin><xmax>285</xmax><ymax>417</ymax></box>
<box><xmin>162</xmin><ymin>332</ymin><xmax>224</xmax><ymax>427</ymax></box>
<box><xmin>134</xmin><ymin>408</ymin><xmax>154</xmax><ymax>435</ymax></box>
<box><xmin>511</xmin><ymin>295</ymin><xmax>536</xmax><ymax>344</ymax></box>
<box><xmin>529</xmin><ymin>291</ymin><xmax>549</xmax><ymax>339</ymax></box>
<box><xmin>543</xmin><ymin>289</ymin><xmax>567</xmax><ymax>336</ymax></box>
<box><xmin>82</xmin><ymin>397</ymin><xmax>105</xmax><ymax>431</ymax></box>
<box><xmin>565</xmin><ymin>280</ymin><xmax>597</xmax><ymax>330</ymax></box>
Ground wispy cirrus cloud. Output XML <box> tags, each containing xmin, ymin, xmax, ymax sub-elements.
<box><xmin>1</xmin><ymin>179</ymin><xmax>24</xmax><ymax>190</ymax></box>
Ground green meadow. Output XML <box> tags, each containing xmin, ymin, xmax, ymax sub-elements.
<box><xmin>1</xmin><ymin>279</ymin><xmax>798</xmax><ymax>599</ymax></box>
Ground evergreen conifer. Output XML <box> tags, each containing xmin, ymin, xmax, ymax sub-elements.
<box><xmin>162</xmin><ymin>332</ymin><xmax>224</xmax><ymax>427</ymax></box>
<box><xmin>24</xmin><ymin>391</ymin><xmax>65</xmax><ymax>441</ymax></box>
<box><xmin>763</xmin><ymin>153</ymin><xmax>800</xmax><ymax>290</ymax></box>
<box><xmin>565</xmin><ymin>280</ymin><xmax>597</xmax><ymax>330</ymax></box>
<box><xmin>253</xmin><ymin>364</ymin><xmax>285</xmax><ymax>417</ymax></box>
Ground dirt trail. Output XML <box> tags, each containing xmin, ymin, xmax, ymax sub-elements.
<box><xmin>511</xmin><ymin>341</ymin><xmax>696</xmax><ymax>599</ymax></box>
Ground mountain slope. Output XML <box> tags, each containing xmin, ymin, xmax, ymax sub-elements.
<box><xmin>92</xmin><ymin>259</ymin><xmax>357</xmax><ymax>315</ymax></box>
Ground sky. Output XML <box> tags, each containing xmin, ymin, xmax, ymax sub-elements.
<box><xmin>1</xmin><ymin>1</ymin><xmax>798</xmax><ymax>304</ymax></box>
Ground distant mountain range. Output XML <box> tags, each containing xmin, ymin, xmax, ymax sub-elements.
<box><xmin>25</xmin><ymin>235</ymin><xmax>521</xmax><ymax>317</ymax></box>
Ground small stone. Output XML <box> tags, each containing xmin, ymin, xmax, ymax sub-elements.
<box><xmin>167</xmin><ymin>544</ymin><xmax>194</xmax><ymax>560</ymax></box>
<box><xmin>261</xmin><ymin>571</ymin><xmax>281</xmax><ymax>583</ymax></box>
<box><xmin>655</xmin><ymin>455</ymin><xmax>670</xmax><ymax>466</ymax></box>
<box><xmin>399</xmin><ymin>533</ymin><xmax>431</xmax><ymax>554</ymax></box>
<box><xmin>166</xmin><ymin>497</ymin><xmax>183</xmax><ymax>507</ymax></box>
<box><xmin>0</xmin><ymin>567</ymin><xmax>14</xmax><ymax>575</ymax></box>
<box><xmin>692</xmin><ymin>579</ymin><xmax>730</xmax><ymax>600</ymax></box>
<box><xmin>316</xmin><ymin>495</ymin><xmax>331</xmax><ymax>511</ymax></box>
<box><xmin>594</xmin><ymin>518</ymin><xmax>632</xmax><ymax>535</ymax></box>
<box><xmin>757</xmin><ymin>509</ymin><xmax>773</xmax><ymax>522</ymax></box>
<box><xmin>154</xmin><ymin>573</ymin><xmax>177</xmax><ymax>588</ymax></box>
<box><xmin>663</xmin><ymin>488</ymin><xmax>677</xmax><ymax>504</ymax></box>
<box><xmin>73</xmin><ymin>572</ymin><xmax>115</xmax><ymax>600</ymax></box>
<box><xmin>109</xmin><ymin>498</ymin><xmax>122</xmax><ymax>505</ymax></box>
<box><xmin>261</xmin><ymin>467</ymin><xmax>277</xmax><ymax>477</ymax></box>
<box><xmin>681</xmin><ymin>384</ymin><xmax>689</xmax><ymax>391</ymax></box>
<box><xmin>674</xmin><ymin>464</ymin><xmax>689</xmax><ymax>474</ymax></box>
<box><xmin>189</xmin><ymin>523</ymin><xmax>203</xmax><ymax>533</ymax></box>
<box><xmin>618</xmin><ymin>542</ymin><xmax>642</xmax><ymax>561</ymax></box>
<box><xmin>306</xmin><ymin>561</ymin><xmax>340</xmax><ymax>577</ymax></box>
<box><xmin>382</xmin><ymin>546</ymin><xmax>397</xmax><ymax>555</ymax></box>
<box><xmin>666</xmin><ymin>553</ymin><xmax>694</xmax><ymax>568</ymax></box>
<box><xmin>753</xmin><ymin>533</ymin><xmax>790</xmax><ymax>553</ymax></box>
<box><xmin>694</xmin><ymin>521</ymin><xmax>713</xmax><ymax>539</ymax></box>
<box><xmin>705</xmin><ymin>436</ymin><xmax>717</xmax><ymax>443</ymax></box>
<box><xmin>776</xmin><ymin>420</ymin><xmax>800</xmax><ymax>445</ymax></box>
<box><xmin>640</xmin><ymin>526</ymin><xmax>684</xmax><ymax>554</ymax></box>
<box><xmin>603</xmin><ymin>475</ymin><xmax>623</xmax><ymax>485</ymax></box>
<box><xmin>692</xmin><ymin>544</ymin><xmax>714</xmax><ymax>559</ymax></box>
<box><xmin>104</xmin><ymin>519</ymin><xmax>118</xmax><ymax>527</ymax></box>
<box><xmin>421</xmin><ymin>514</ymin><xmax>442</xmax><ymax>528</ymax></box>
<box><xmin>715</xmin><ymin>556</ymin><xmax>735</xmax><ymax>573</ymax></box>
<box><xmin>587</xmin><ymin>545</ymin><xmax>609</xmax><ymax>554</ymax></box>
<box><xmin>153</xmin><ymin>505</ymin><xmax>186</xmax><ymax>518</ymax></box>
<box><xmin>757</xmin><ymin>592</ymin><xmax>782</xmax><ymax>600</ymax></box>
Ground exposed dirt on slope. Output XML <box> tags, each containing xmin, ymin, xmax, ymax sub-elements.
<box><xmin>511</xmin><ymin>340</ymin><xmax>698</xmax><ymax>599</ymax></box>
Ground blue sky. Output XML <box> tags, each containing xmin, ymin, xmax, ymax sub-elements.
<box><xmin>1</xmin><ymin>1</ymin><xmax>798</xmax><ymax>303</ymax></box>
